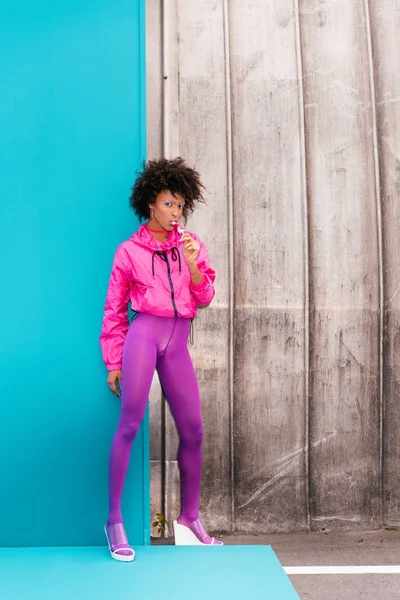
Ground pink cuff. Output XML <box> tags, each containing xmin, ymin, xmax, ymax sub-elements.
<box><xmin>189</xmin><ymin>276</ymin><xmax>208</xmax><ymax>291</ymax></box>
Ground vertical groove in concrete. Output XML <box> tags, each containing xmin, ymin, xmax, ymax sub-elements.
<box><xmin>162</xmin><ymin>0</ymin><xmax>170</xmax><ymax>158</ymax></box>
<box><xmin>363</xmin><ymin>0</ymin><xmax>384</xmax><ymax>527</ymax></box>
<box><xmin>222</xmin><ymin>0</ymin><xmax>235</xmax><ymax>532</ymax></box>
<box><xmin>294</xmin><ymin>0</ymin><xmax>311</xmax><ymax>533</ymax></box>
<box><xmin>161</xmin><ymin>0</ymin><xmax>169</xmax><ymax>530</ymax></box>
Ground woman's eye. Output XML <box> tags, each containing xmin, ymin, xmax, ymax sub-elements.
<box><xmin>178</xmin><ymin>205</ymin><xmax>184</xmax><ymax>209</ymax></box>
<box><xmin>164</xmin><ymin>202</ymin><xmax>172</xmax><ymax>207</ymax></box>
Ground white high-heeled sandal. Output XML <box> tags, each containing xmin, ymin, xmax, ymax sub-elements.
<box><xmin>105</xmin><ymin>523</ymin><xmax>135</xmax><ymax>562</ymax></box>
<box><xmin>173</xmin><ymin>520</ymin><xmax>223</xmax><ymax>546</ymax></box>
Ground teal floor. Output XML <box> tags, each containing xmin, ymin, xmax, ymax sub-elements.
<box><xmin>0</xmin><ymin>545</ymin><xmax>299</xmax><ymax>600</ymax></box>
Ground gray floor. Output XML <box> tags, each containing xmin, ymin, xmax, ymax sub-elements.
<box><xmin>153</xmin><ymin>529</ymin><xmax>400</xmax><ymax>599</ymax></box>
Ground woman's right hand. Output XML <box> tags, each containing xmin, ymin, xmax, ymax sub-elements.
<box><xmin>107</xmin><ymin>370</ymin><xmax>122</xmax><ymax>397</ymax></box>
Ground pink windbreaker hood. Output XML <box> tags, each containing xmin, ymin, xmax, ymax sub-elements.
<box><xmin>100</xmin><ymin>224</ymin><xmax>216</xmax><ymax>370</ymax></box>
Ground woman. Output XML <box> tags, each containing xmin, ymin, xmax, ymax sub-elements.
<box><xmin>100</xmin><ymin>157</ymin><xmax>222</xmax><ymax>562</ymax></box>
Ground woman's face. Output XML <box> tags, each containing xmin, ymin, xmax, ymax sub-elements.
<box><xmin>149</xmin><ymin>190</ymin><xmax>185</xmax><ymax>231</ymax></box>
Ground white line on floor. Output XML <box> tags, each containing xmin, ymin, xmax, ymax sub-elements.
<box><xmin>284</xmin><ymin>566</ymin><xmax>400</xmax><ymax>575</ymax></box>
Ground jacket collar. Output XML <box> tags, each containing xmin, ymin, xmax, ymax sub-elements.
<box><xmin>133</xmin><ymin>223</ymin><xmax>181</xmax><ymax>250</ymax></box>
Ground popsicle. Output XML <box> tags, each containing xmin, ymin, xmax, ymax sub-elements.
<box><xmin>171</xmin><ymin>221</ymin><xmax>185</xmax><ymax>240</ymax></box>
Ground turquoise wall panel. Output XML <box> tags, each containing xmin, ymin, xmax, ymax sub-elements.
<box><xmin>0</xmin><ymin>0</ymin><xmax>148</xmax><ymax>546</ymax></box>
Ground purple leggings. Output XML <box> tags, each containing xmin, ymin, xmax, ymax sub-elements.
<box><xmin>107</xmin><ymin>313</ymin><xmax>203</xmax><ymax>526</ymax></box>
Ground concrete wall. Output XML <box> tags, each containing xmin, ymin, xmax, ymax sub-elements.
<box><xmin>146</xmin><ymin>0</ymin><xmax>400</xmax><ymax>534</ymax></box>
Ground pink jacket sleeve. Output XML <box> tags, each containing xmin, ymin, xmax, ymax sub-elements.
<box><xmin>100</xmin><ymin>246</ymin><xmax>130</xmax><ymax>371</ymax></box>
<box><xmin>189</xmin><ymin>237</ymin><xmax>216</xmax><ymax>306</ymax></box>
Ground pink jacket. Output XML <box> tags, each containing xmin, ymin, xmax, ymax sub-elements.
<box><xmin>100</xmin><ymin>224</ymin><xmax>216</xmax><ymax>370</ymax></box>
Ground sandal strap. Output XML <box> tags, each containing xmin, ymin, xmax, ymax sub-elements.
<box><xmin>113</xmin><ymin>546</ymin><xmax>134</xmax><ymax>555</ymax></box>
<box><xmin>112</xmin><ymin>543</ymin><xmax>132</xmax><ymax>551</ymax></box>
<box><xmin>187</xmin><ymin>518</ymin><xmax>209</xmax><ymax>542</ymax></box>
<box><xmin>106</xmin><ymin>523</ymin><xmax>129</xmax><ymax>547</ymax></box>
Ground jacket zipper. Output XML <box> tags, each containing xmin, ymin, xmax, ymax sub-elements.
<box><xmin>163</xmin><ymin>251</ymin><xmax>178</xmax><ymax>318</ymax></box>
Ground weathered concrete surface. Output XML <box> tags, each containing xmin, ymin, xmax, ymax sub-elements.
<box><xmin>300</xmin><ymin>0</ymin><xmax>381</xmax><ymax>530</ymax></box>
<box><xmin>175</xmin><ymin>0</ymin><xmax>232</xmax><ymax>532</ymax></box>
<box><xmin>230</xmin><ymin>0</ymin><xmax>307</xmax><ymax>533</ymax></box>
<box><xmin>369</xmin><ymin>1</ymin><xmax>400</xmax><ymax>527</ymax></box>
<box><xmin>147</xmin><ymin>0</ymin><xmax>232</xmax><ymax>534</ymax></box>
<box><xmin>147</xmin><ymin>0</ymin><xmax>400</xmax><ymax>536</ymax></box>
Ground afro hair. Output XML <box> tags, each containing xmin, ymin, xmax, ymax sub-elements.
<box><xmin>130</xmin><ymin>157</ymin><xmax>205</xmax><ymax>222</ymax></box>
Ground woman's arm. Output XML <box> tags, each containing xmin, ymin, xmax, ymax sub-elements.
<box><xmin>188</xmin><ymin>263</ymin><xmax>204</xmax><ymax>286</ymax></box>
<box><xmin>100</xmin><ymin>246</ymin><xmax>130</xmax><ymax>371</ymax></box>
<box><xmin>182</xmin><ymin>234</ymin><xmax>216</xmax><ymax>306</ymax></box>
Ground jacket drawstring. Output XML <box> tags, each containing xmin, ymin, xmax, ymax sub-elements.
<box><xmin>152</xmin><ymin>250</ymin><xmax>166</xmax><ymax>277</ymax></box>
<box><xmin>152</xmin><ymin>247</ymin><xmax>182</xmax><ymax>278</ymax></box>
<box><xmin>170</xmin><ymin>247</ymin><xmax>182</xmax><ymax>274</ymax></box>
<box><xmin>152</xmin><ymin>248</ymin><xmax>180</xmax><ymax>318</ymax></box>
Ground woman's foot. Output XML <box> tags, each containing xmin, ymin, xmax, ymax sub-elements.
<box><xmin>174</xmin><ymin>516</ymin><xmax>223</xmax><ymax>546</ymax></box>
<box><xmin>105</xmin><ymin>522</ymin><xmax>135</xmax><ymax>562</ymax></box>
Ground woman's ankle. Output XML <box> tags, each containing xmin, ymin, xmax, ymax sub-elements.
<box><xmin>106</xmin><ymin>515</ymin><xmax>123</xmax><ymax>527</ymax></box>
<box><xmin>177</xmin><ymin>514</ymin><xmax>199</xmax><ymax>526</ymax></box>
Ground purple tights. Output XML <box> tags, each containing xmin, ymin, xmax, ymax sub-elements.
<box><xmin>107</xmin><ymin>313</ymin><xmax>203</xmax><ymax>527</ymax></box>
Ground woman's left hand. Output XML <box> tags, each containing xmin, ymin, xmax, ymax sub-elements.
<box><xmin>181</xmin><ymin>234</ymin><xmax>200</xmax><ymax>267</ymax></box>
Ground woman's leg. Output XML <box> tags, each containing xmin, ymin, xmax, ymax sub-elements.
<box><xmin>157</xmin><ymin>319</ymin><xmax>221</xmax><ymax>544</ymax></box>
<box><xmin>107</xmin><ymin>318</ymin><xmax>157</xmax><ymax>526</ymax></box>
<box><xmin>157</xmin><ymin>342</ymin><xmax>203</xmax><ymax>523</ymax></box>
